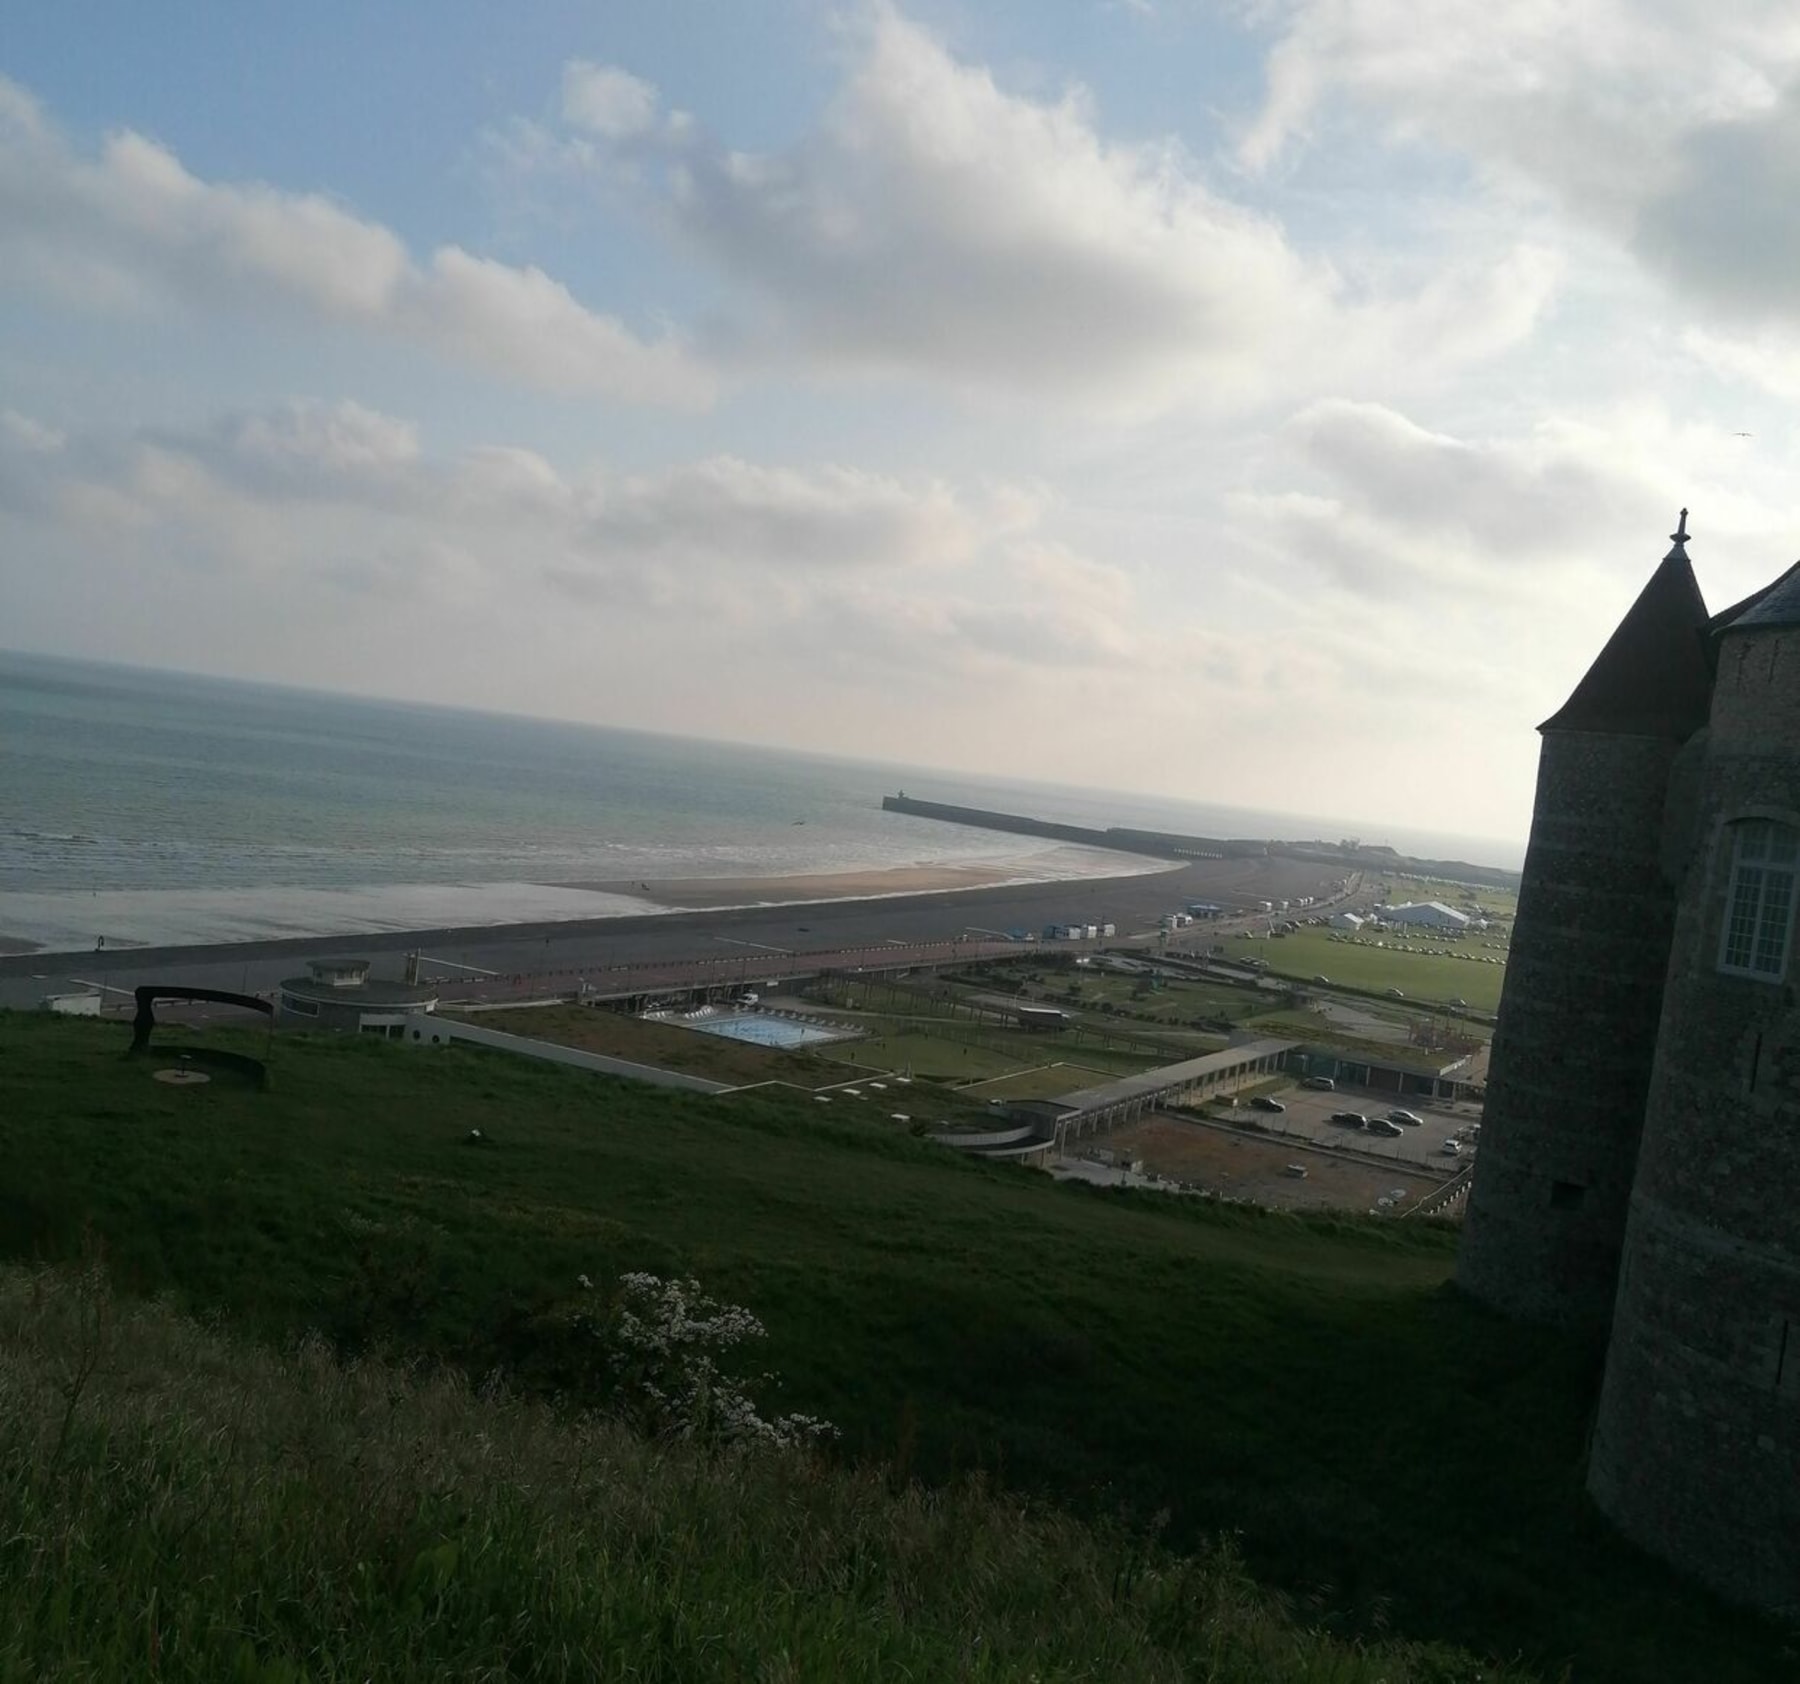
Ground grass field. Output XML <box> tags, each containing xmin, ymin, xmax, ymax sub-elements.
<box><xmin>1228</xmin><ymin>927</ymin><xmax>1510</xmax><ymax>1012</ymax></box>
<box><xmin>1015</xmin><ymin>969</ymin><xmax>1267</xmax><ymax>1021</ymax></box>
<box><xmin>1372</xmin><ymin>875</ymin><xmax>1520</xmax><ymax>920</ymax></box>
<box><xmin>956</xmin><ymin>1062</ymin><xmax>1120</xmax><ymax>1100</ymax></box>
<box><xmin>0</xmin><ymin>1012</ymin><xmax>1788</xmax><ymax>1682</ymax></box>
<box><xmin>0</xmin><ymin>1266</ymin><xmax>1540</xmax><ymax>1683</ymax></box>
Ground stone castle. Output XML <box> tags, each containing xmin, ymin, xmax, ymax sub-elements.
<box><xmin>1458</xmin><ymin>512</ymin><xmax>1797</xmax><ymax>1617</ymax></box>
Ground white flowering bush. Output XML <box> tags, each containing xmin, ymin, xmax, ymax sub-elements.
<box><xmin>596</xmin><ymin>1272</ymin><xmax>837</xmax><ymax>1452</ymax></box>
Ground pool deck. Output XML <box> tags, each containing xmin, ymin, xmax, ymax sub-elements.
<box><xmin>645</xmin><ymin>1006</ymin><xmax>862</xmax><ymax>1049</ymax></box>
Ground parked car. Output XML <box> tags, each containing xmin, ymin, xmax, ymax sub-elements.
<box><xmin>1251</xmin><ymin>1096</ymin><xmax>1286</xmax><ymax>1113</ymax></box>
<box><xmin>1301</xmin><ymin>1076</ymin><xmax>1336</xmax><ymax>1090</ymax></box>
<box><xmin>1386</xmin><ymin>1108</ymin><xmax>1424</xmax><ymax>1126</ymax></box>
<box><xmin>1442</xmin><ymin>1140</ymin><xmax>1463</xmax><ymax>1156</ymax></box>
<box><xmin>1329</xmin><ymin>1111</ymin><xmax>1368</xmax><ymax>1128</ymax></box>
<box><xmin>1367</xmin><ymin>1119</ymin><xmax>1404</xmax><ymax>1137</ymax></box>
<box><xmin>1282</xmin><ymin>1163</ymin><xmax>1309</xmax><ymax>1178</ymax></box>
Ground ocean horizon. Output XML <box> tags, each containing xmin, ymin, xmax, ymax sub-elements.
<box><xmin>1</xmin><ymin>649</ymin><xmax>1525</xmax><ymax>951</ymax></box>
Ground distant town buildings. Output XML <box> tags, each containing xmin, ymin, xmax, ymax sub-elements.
<box><xmin>1458</xmin><ymin>512</ymin><xmax>1799</xmax><ymax>1620</ymax></box>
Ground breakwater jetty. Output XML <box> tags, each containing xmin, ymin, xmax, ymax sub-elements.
<box><xmin>880</xmin><ymin>795</ymin><xmax>1264</xmax><ymax>859</ymax></box>
<box><xmin>881</xmin><ymin>795</ymin><xmax>1521</xmax><ymax>890</ymax></box>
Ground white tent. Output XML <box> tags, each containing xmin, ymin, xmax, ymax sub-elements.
<box><xmin>1384</xmin><ymin>901</ymin><xmax>1471</xmax><ymax>929</ymax></box>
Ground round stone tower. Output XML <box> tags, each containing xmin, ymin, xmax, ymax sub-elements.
<box><xmin>1588</xmin><ymin>561</ymin><xmax>1800</xmax><ymax>1619</ymax></box>
<box><xmin>1457</xmin><ymin>516</ymin><xmax>1714</xmax><ymax>1334</ymax></box>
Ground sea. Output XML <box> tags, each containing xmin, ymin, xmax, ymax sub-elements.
<box><xmin>0</xmin><ymin>650</ymin><xmax>1524</xmax><ymax>952</ymax></box>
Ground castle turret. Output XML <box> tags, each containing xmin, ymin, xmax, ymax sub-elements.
<box><xmin>1457</xmin><ymin>515</ymin><xmax>1713</xmax><ymax>1333</ymax></box>
<box><xmin>1588</xmin><ymin>560</ymin><xmax>1800</xmax><ymax>1618</ymax></box>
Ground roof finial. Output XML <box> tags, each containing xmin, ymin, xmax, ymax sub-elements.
<box><xmin>1671</xmin><ymin>507</ymin><xmax>1690</xmax><ymax>546</ymax></box>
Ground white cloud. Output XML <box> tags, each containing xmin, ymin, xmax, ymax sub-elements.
<box><xmin>1242</xmin><ymin>1</ymin><xmax>1800</xmax><ymax>330</ymax></box>
<box><xmin>0</xmin><ymin>401</ymin><xmax>1135</xmax><ymax>676</ymax></box>
<box><xmin>1226</xmin><ymin>395</ymin><xmax>1797</xmax><ymax>720</ymax></box>
<box><xmin>561</xmin><ymin>62</ymin><xmax>660</xmax><ymax>138</ymax></box>
<box><xmin>0</xmin><ymin>75</ymin><xmax>713</xmax><ymax>406</ymax></box>
<box><xmin>515</xmin><ymin>7</ymin><xmax>1550</xmax><ymax>413</ymax></box>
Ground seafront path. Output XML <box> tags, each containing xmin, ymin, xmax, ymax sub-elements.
<box><xmin>0</xmin><ymin>854</ymin><xmax>1349</xmax><ymax>1015</ymax></box>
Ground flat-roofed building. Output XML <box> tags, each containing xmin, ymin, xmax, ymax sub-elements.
<box><xmin>277</xmin><ymin>958</ymin><xmax>438</xmax><ymax>1035</ymax></box>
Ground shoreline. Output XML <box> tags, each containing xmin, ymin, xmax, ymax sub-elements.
<box><xmin>0</xmin><ymin>854</ymin><xmax>1270</xmax><ymax>978</ymax></box>
<box><xmin>0</xmin><ymin>853</ymin><xmax>1178</xmax><ymax>959</ymax></box>
<box><xmin>0</xmin><ymin>852</ymin><xmax>1356</xmax><ymax>1012</ymax></box>
<box><xmin>550</xmin><ymin>859</ymin><xmax>1173</xmax><ymax>911</ymax></box>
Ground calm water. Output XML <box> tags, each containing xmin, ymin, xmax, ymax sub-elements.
<box><xmin>0</xmin><ymin>650</ymin><xmax>1520</xmax><ymax>949</ymax></box>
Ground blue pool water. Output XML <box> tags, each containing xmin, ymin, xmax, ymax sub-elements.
<box><xmin>680</xmin><ymin>1013</ymin><xmax>854</xmax><ymax>1049</ymax></box>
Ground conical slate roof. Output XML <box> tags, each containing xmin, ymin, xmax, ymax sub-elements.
<box><xmin>1539</xmin><ymin>512</ymin><xmax>1713</xmax><ymax>739</ymax></box>
<box><xmin>1718</xmin><ymin>557</ymin><xmax>1800</xmax><ymax>633</ymax></box>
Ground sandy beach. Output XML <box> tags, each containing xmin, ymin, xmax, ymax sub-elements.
<box><xmin>554</xmin><ymin>861</ymin><xmax>1118</xmax><ymax>910</ymax></box>
<box><xmin>0</xmin><ymin>853</ymin><xmax>1360</xmax><ymax>1018</ymax></box>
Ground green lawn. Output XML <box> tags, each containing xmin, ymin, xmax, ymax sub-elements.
<box><xmin>1228</xmin><ymin>927</ymin><xmax>1509</xmax><ymax>1012</ymax></box>
<box><xmin>817</xmin><ymin>1029</ymin><xmax>1152</xmax><ymax>1093</ymax></box>
<box><xmin>968</xmin><ymin>963</ymin><xmax>1268</xmax><ymax>1024</ymax></box>
<box><xmin>956</xmin><ymin>1061</ymin><xmax>1119</xmax><ymax>1100</ymax></box>
<box><xmin>1372</xmin><ymin>874</ymin><xmax>1520</xmax><ymax>921</ymax></box>
<box><xmin>0</xmin><ymin>1012</ymin><xmax>1785</xmax><ymax>1683</ymax></box>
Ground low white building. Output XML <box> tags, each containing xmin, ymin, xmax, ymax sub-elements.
<box><xmin>1330</xmin><ymin>911</ymin><xmax>1365</xmax><ymax>930</ymax></box>
<box><xmin>1383</xmin><ymin>901</ymin><xmax>1471</xmax><ymax>930</ymax></box>
<box><xmin>41</xmin><ymin>990</ymin><xmax>103</xmax><ymax>1016</ymax></box>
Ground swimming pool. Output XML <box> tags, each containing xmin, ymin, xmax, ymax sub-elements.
<box><xmin>668</xmin><ymin>1012</ymin><xmax>856</xmax><ymax>1050</ymax></box>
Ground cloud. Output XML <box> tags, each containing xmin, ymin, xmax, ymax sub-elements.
<box><xmin>513</xmin><ymin>7</ymin><xmax>1550</xmax><ymax>413</ymax></box>
<box><xmin>1636</xmin><ymin>85</ymin><xmax>1800</xmax><ymax>325</ymax></box>
<box><xmin>1241</xmin><ymin>1</ymin><xmax>1800</xmax><ymax>329</ymax></box>
<box><xmin>561</xmin><ymin>62</ymin><xmax>660</xmax><ymax>138</ymax></box>
<box><xmin>1223</xmin><ymin>394</ymin><xmax>1799</xmax><ymax>738</ymax></box>
<box><xmin>573</xmin><ymin>457</ymin><xmax>995</xmax><ymax>574</ymax></box>
<box><xmin>0</xmin><ymin>400</ymin><xmax>1137</xmax><ymax>675</ymax></box>
<box><xmin>1232</xmin><ymin>399</ymin><xmax>1677</xmax><ymax>613</ymax></box>
<box><xmin>0</xmin><ymin>74</ymin><xmax>713</xmax><ymax>405</ymax></box>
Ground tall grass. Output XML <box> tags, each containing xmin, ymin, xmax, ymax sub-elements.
<box><xmin>0</xmin><ymin>1265</ymin><xmax>1533</xmax><ymax>1682</ymax></box>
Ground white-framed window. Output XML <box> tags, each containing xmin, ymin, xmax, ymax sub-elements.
<box><xmin>1719</xmin><ymin>819</ymin><xmax>1799</xmax><ymax>981</ymax></box>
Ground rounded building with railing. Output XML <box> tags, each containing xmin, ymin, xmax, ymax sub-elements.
<box><xmin>277</xmin><ymin>958</ymin><xmax>438</xmax><ymax>1036</ymax></box>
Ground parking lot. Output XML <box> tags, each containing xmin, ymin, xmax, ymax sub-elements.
<box><xmin>1200</xmin><ymin>1082</ymin><xmax>1481</xmax><ymax>1172</ymax></box>
<box><xmin>1094</xmin><ymin>1113</ymin><xmax>1443</xmax><ymax>1214</ymax></box>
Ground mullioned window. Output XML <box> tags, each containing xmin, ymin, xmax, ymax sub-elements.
<box><xmin>1719</xmin><ymin>819</ymin><xmax>1798</xmax><ymax>981</ymax></box>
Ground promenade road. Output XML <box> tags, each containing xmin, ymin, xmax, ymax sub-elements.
<box><xmin>0</xmin><ymin>854</ymin><xmax>1351</xmax><ymax>1015</ymax></box>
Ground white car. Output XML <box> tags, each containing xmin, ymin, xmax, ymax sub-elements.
<box><xmin>1386</xmin><ymin>1108</ymin><xmax>1424</xmax><ymax>1126</ymax></box>
<box><xmin>1441</xmin><ymin>1140</ymin><xmax>1462</xmax><ymax>1156</ymax></box>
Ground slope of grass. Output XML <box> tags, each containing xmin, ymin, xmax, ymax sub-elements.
<box><xmin>0</xmin><ymin>1265</ymin><xmax>1537</xmax><ymax>1683</ymax></box>
<box><xmin>0</xmin><ymin>1012</ymin><xmax>1788</xmax><ymax>1681</ymax></box>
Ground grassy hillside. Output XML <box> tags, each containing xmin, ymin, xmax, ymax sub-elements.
<box><xmin>0</xmin><ymin>1265</ymin><xmax>1532</xmax><ymax>1683</ymax></box>
<box><xmin>0</xmin><ymin>1012</ymin><xmax>1788</xmax><ymax>1681</ymax></box>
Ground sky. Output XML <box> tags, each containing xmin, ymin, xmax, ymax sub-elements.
<box><xmin>5</xmin><ymin>0</ymin><xmax>1800</xmax><ymax>850</ymax></box>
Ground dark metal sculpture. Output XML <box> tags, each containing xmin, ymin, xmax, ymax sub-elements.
<box><xmin>126</xmin><ymin>986</ymin><xmax>275</xmax><ymax>1088</ymax></box>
